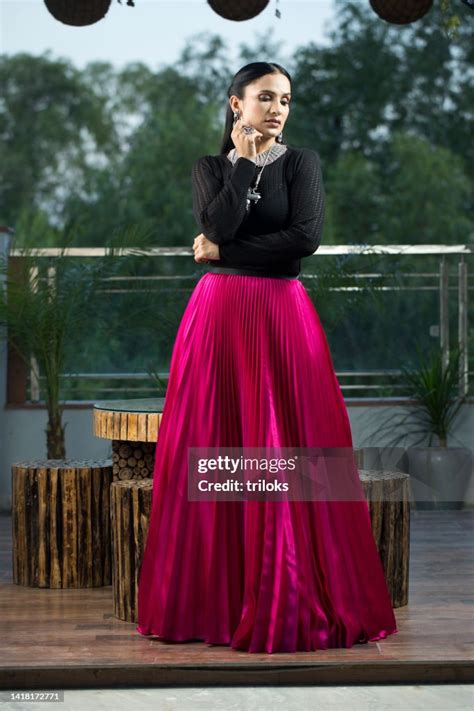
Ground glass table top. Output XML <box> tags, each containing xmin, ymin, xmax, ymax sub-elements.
<box><xmin>93</xmin><ymin>398</ymin><xmax>166</xmax><ymax>413</ymax></box>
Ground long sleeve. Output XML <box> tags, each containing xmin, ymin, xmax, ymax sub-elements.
<box><xmin>191</xmin><ymin>155</ymin><xmax>257</xmax><ymax>245</ymax></box>
<box><xmin>219</xmin><ymin>148</ymin><xmax>325</xmax><ymax>265</ymax></box>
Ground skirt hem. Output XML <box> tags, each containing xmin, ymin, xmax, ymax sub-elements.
<box><xmin>136</xmin><ymin>624</ymin><xmax>399</xmax><ymax>654</ymax></box>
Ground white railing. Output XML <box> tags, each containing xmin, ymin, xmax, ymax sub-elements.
<box><xmin>6</xmin><ymin>243</ymin><xmax>473</xmax><ymax>400</ymax></box>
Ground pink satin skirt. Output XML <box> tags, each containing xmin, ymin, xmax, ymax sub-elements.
<box><xmin>136</xmin><ymin>272</ymin><xmax>398</xmax><ymax>653</ymax></box>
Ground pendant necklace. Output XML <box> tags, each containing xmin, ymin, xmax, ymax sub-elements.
<box><xmin>244</xmin><ymin>144</ymin><xmax>274</xmax><ymax>212</ymax></box>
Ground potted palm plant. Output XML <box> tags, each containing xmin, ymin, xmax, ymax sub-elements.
<box><xmin>0</xmin><ymin>232</ymin><xmax>107</xmax><ymax>457</ymax></box>
<box><xmin>0</xmin><ymin>224</ymin><xmax>155</xmax><ymax>458</ymax></box>
<box><xmin>403</xmin><ymin>345</ymin><xmax>471</xmax><ymax>509</ymax></box>
<box><xmin>362</xmin><ymin>344</ymin><xmax>472</xmax><ymax>509</ymax></box>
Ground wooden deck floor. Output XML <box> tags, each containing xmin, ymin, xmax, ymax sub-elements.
<box><xmin>0</xmin><ymin>510</ymin><xmax>473</xmax><ymax>688</ymax></box>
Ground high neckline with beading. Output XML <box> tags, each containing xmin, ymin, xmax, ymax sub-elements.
<box><xmin>227</xmin><ymin>142</ymin><xmax>288</xmax><ymax>167</ymax></box>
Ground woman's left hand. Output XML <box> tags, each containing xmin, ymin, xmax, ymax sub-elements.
<box><xmin>193</xmin><ymin>233</ymin><xmax>220</xmax><ymax>263</ymax></box>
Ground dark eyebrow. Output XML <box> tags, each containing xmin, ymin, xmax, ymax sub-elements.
<box><xmin>258</xmin><ymin>89</ymin><xmax>292</xmax><ymax>97</ymax></box>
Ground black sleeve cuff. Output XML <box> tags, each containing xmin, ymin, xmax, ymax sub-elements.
<box><xmin>229</xmin><ymin>156</ymin><xmax>257</xmax><ymax>189</ymax></box>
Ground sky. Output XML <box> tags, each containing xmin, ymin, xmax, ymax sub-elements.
<box><xmin>0</xmin><ymin>0</ymin><xmax>337</xmax><ymax>71</ymax></box>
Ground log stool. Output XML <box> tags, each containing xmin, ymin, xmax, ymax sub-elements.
<box><xmin>12</xmin><ymin>459</ymin><xmax>113</xmax><ymax>588</ymax></box>
<box><xmin>110</xmin><ymin>478</ymin><xmax>153</xmax><ymax>622</ymax></box>
<box><xmin>359</xmin><ymin>469</ymin><xmax>410</xmax><ymax>608</ymax></box>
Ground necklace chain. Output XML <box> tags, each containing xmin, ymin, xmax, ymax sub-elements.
<box><xmin>226</xmin><ymin>142</ymin><xmax>288</xmax><ymax>212</ymax></box>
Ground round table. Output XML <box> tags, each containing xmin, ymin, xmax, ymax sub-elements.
<box><xmin>93</xmin><ymin>398</ymin><xmax>166</xmax><ymax>481</ymax></box>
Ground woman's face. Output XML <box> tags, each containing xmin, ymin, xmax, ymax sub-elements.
<box><xmin>231</xmin><ymin>72</ymin><xmax>291</xmax><ymax>139</ymax></box>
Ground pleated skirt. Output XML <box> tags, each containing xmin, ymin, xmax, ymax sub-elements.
<box><xmin>136</xmin><ymin>272</ymin><xmax>398</xmax><ymax>653</ymax></box>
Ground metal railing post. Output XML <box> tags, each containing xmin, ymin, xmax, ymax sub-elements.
<box><xmin>28</xmin><ymin>265</ymin><xmax>40</xmax><ymax>401</ymax></box>
<box><xmin>458</xmin><ymin>257</ymin><xmax>469</xmax><ymax>397</ymax></box>
<box><xmin>439</xmin><ymin>256</ymin><xmax>450</xmax><ymax>371</ymax></box>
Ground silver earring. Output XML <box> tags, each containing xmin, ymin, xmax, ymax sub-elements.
<box><xmin>276</xmin><ymin>131</ymin><xmax>283</xmax><ymax>143</ymax></box>
<box><xmin>233</xmin><ymin>110</ymin><xmax>240</xmax><ymax>124</ymax></box>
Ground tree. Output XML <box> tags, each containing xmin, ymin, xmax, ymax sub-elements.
<box><xmin>0</xmin><ymin>52</ymin><xmax>120</xmax><ymax>227</ymax></box>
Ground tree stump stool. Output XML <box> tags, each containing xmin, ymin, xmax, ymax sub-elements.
<box><xmin>12</xmin><ymin>459</ymin><xmax>113</xmax><ymax>588</ymax></box>
<box><xmin>359</xmin><ymin>469</ymin><xmax>410</xmax><ymax>608</ymax></box>
<box><xmin>110</xmin><ymin>478</ymin><xmax>153</xmax><ymax>622</ymax></box>
<box><xmin>93</xmin><ymin>398</ymin><xmax>166</xmax><ymax>481</ymax></box>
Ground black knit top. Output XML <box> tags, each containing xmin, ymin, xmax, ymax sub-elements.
<box><xmin>190</xmin><ymin>145</ymin><xmax>325</xmax><ymax>277</ymax></box>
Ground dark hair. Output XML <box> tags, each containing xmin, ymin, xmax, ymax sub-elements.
<box><xmin>219</xmin><ymin>62</ymin><xmax>292</xmax><ymax>155</ymax></box>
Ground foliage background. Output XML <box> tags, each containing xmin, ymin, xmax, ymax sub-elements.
<box><xmin>1</xmin><ymin>1</ymin><xmax>472</xmax><ymax>399</ymax></box>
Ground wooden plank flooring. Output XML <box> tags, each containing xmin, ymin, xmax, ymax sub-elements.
<box><xmin>0</xmin><ymin>510</ymin><xmax>473</xmax><ymax>688</ymax></box>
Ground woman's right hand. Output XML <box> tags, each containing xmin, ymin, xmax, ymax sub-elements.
<box><xmin>231</xmin><ymin>117</ymin><xmax>264</xmax><ymax>161</ymax></box>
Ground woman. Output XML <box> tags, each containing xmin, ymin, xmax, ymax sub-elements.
<box><xmin>136</xmin><ymin>62</ymin><xmax>398</xmax><ymax>653</ymax></box>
